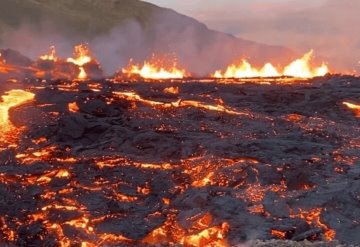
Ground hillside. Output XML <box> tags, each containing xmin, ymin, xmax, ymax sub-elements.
<box><xmin>0</xmin><ymin>0</ymin><xmax>295</xmax><ymax>75</ymax></box>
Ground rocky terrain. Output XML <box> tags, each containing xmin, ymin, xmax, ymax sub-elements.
<box><xmin>0</xmin><ymin>74</ymin><xmax>360</xmax><ymax>246</ymax></box>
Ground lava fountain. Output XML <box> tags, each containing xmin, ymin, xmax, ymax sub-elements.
<box><xmin>66</xmin><ymin>44</ymin><xmax>93</xmax><ymax>79</ymax></box>
<box><xmin>213</xmin><ymin>50</ymin><xmax>329</xmax><ymax>78</ymax></box>
<box><xmin>121</xmin><ymin>57</ymin><xmax>189</xmax><ymax>79</ymax></box>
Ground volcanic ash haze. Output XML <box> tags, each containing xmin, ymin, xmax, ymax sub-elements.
<box><xmin>0</xmin><ymin>0</ymin><xmax>296</xmax><ymax>76</ymax></box>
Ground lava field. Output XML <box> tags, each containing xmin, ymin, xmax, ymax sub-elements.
<box><xmin>0</xmin><ymin>74</ymin><xmax>360</xmax><ymax>246</ymax></box>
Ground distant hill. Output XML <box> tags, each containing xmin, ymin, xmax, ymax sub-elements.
<box><xmin>0</xmin><ymin>0</ymin><xmax>295</xmax><ymax>75</ymax></box>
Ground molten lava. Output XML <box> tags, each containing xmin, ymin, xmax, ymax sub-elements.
<box><xmin>39</xmin><ymin>46</ymin><xmax>58</xmax><ymax>62</ymax></box>
<box><xmin>0</xmin><ymin>90</ymin><xmax>35</xmax><ymax>143</ymax></box>
<box><xmin>0</xmin><ymin>53</ymin><xmax>19</xmax><ymax>74</ymax></box>
<box><xmin>142</xmin><ymin>213</ymin><xmax>229</xmax><ymax>247</ymax></box>
<box><xmin>213</xmin><ymin>50</ymin><xmax>329</xmax><ymax>79</ymax></box>
<box><xmin>121</xmin><ymin>58</ymin><xmax>188</xmax><ymax>79</ymax></box>
<box><xmin>68</xmin><ymin>102</ymin><xmax>80</xmax><ymax>113</ymax></box>
<box><xmin>113</xmin><ymin>91</ymin><xmax>249</xmax><ymax>116</ymax></box>
<box><xmin>66</xmin><ymin>44</ymin><xmax>92</xmax><ymax>79</ymax></box>
<box><xmin>343</xmin><ymin>102</ymin><xmax>360</xmax><ymax>117</ymax></box>
<box><xmin>291</xmin><ymin>208</ymin><xmax>336</xmax><ymax>241</ymax></box>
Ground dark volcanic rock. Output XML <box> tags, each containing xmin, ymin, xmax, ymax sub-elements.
<box><xmin>1</xmin><ymin>76</ymin><xmax>360</xmax><ymax>246</ymax></box>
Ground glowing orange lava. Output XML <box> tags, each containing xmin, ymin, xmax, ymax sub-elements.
<box><xmin>291</xmin><ymin>208</ymin><xmax>336</xmax><ymax>241</ymax></box>
<box><xmin>0</xmin><ymin>53</ymin><xmax>19</xmax><ymax>74</ymax></box>
<box><xmin>213</xmin><ymin>50</ymin><xmax>329</xmax><ymax>79</ymax></box>
<box><xmin>122</xmin><ymin>58</ymin><xmax>188</xmax><ymax>79</ymax></box>
<box><xmin>67</xmin><ymin>44</ymin><xmax>92</xmax><ymax>79</ymax></box>
<box><xmin>68</xmin><ymin>102</ymin><xmax>80</xmax><ymax>113</ymax></box>
<box><xmin>0</xmin><ymin>90</ymin><xmax>35</xmax><ymax>140</ymax></box>
<box><xmin>113</xmin><ymin>91</ymin><xmax>249</xmax><ymax>116</ymax></box>
<box><xmin>343</xmin><ymin>102</ymin><xmax>360</xmax><ymax>117</ymax></box>
<box><xmin>142</xmin><ymin>213</ymin><xmax>229</xmax><ymax>247</ymax></box>
<box><xmin>39</xmin><ymin>46</ymin><xmax>58</xmax><ymax>62</ymax></box>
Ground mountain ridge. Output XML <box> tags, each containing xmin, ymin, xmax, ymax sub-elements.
<box><xmin>0</xmin><ymin>0</ymin><xmax>295</xmax><ymax>75</ymax></box>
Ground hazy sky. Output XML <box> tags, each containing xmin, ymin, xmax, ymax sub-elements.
<box><xmin>145</xmin><ymin>0</ymin><xmax>360</xmax><ymax>72</ymax></box>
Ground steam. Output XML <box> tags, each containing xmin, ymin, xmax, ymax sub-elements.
<box><xmin>0</xmin><ymin>7</ymin><xmax>293</xmax><ymax>76</ymax></box>
<box><xmin>200</xmin><ymin>0</ymin><xmax>360</xmax><ymax>73</ymax></box>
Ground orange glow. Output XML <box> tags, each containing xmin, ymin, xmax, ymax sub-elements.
<box><xmin>271</xmin><ymin>229</ymin><xmax>286</xmax><ymax>239</ymax></box>
<box><xmin>55</xmin><ymin>169</ymin><xmax>71</xmax><ymax>178</ymax></box>
<box><xmin>192</xmin><ymin>171</ymin><xmax>215</xmax><ymax>187</ymax></box>
<box><xmin>163</xmin><ymin>86</ymin><xmax>179</xmax><ymax>94</ymax></box>
<box><xmin>143</xmin><ymin>213</ymin><xmax>229</xmax><ymax>247</ymax></box>
<box><xmin>213</xmin><ymin>50</ymin><xmax>328</xmax><ymax>79</ymax></box>
<box><xmin>0</xmin><ymin>53</ymin><xmax>20</xmax><ymax>74</ymax></box>
<box><xmin>291</xmin><ymin>208</ymin><xmax>336</xmax><ymax>241</ymax></box>
<box><xmin>113</xmin><ymin>91</ymin><xmax>249</xmax><ymax>116</ymax></box>
<box><xmin>39</xmin><ymin>46</ymin><xmax>58</xmax><ymax>62</ymax></box>
<box><xmin>68</xmin><ymin>102</ymin><xmax>80</xmax><ymax>113</ymax></box>
<box><xmin>122</xmin><ymin>57</ymin><xmax>188</xmax><ymax>79</ymax></box>
<box><xmin>67</xmin><ymin>44</ymin><xmax>92</xmax><ymax>79</ymax></box>
<box><xmin>181</xmin><ymin>223</ymin><xmax>229</xmax><ymax>247</ymax></box>
<box><xmin>214</xmin><ymin>61</ymin><xmax>280</xmax><ymax>78</ymax></box>
<box><xmin>343</xmin><ymin>102</ymin><xmax>360</xmax><ymax>117</ymax></box>
<box><xmin>0</xmin><ymin>90</ymin><xmax>35</xmax><ymax>141</ymax></box>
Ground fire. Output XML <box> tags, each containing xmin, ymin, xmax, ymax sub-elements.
<box><xmin>163</xmin><ymin>86</ymin><xmax>179</xmax><ymax>94</ymax></box>
<box><xmin>68</xmin><ymin>102</ymin><xmax>80</xmax><ymax>113</ymax></box>
<box><xmin>0</xmin><ymin>90</ymin><xmax>35</xmax><ymax>136</ymax></box>
<box><xmin>271</xmin><ymin>229</ymin><xmax>287</xmax><ymax>239</ymax></box>
<box><xmin>213</xmin><ymin>50</ymin><xmax>328</xmax><ymax>79</ymax></box>
<box><xmin>66</xmin><ymin>44</ymin><xmax>92</xmax><ymax>79</ymax></box>
<box><xmin>291</xmin><ymin>208</ymin><xmax>336</xmax><ymax>241</ymax></box>
<box><xmin>214</xmin><ymin>61</ymin><xmax>280</xmax><ymax>78</ymax></box>
<box><xmin>343</xmin><ymin>102</ymin><xmax>360</xmax><ymax>117</ymax></box>
<box><xmin>39</xmin><ymin>46</ymin><xmax>58</xmax><ymax>62</ymax></box>
<box><xmin>121</xmin><ymin>58</ymin><xmax>188</xmax><ymax>79</ymax></box>
<box><xmin>143</xmin><ymin>213</ymin><xmax>229</xmax><ymax>246</ymax></box>
<box><xmin>283</xmin><ymin>50</ymin><xmax>328</xmax><ymax>78</ymax></box>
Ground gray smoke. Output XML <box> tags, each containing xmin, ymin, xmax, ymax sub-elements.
<box><xmin>0</xmin><ymin>6</ymin><xmax>294</xmax><ymax>76</ymax></box>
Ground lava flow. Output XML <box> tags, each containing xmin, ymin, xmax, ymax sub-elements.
<box><xmin>343</xmin><ymin>101</ymin><xmax>360</xmax><ymax>117</ymax></box>
<box><xmin>1</xmin><ymin>40</ymin><xmax>360</xmax><ymax>247</ymax></box>
<box><xmin>121</xmin><ymin>57</ymin><xmax>188</xmax><ymax>79</ymax></box>
<box><xmin>213</xmin><ymin>50</ymin><xmax>329</xmax><ymax>78</ymax></box>
<box><xmin>0</xmin><ymin>90</ymin><xmax>35</xmax><ymax>145</ymax></box>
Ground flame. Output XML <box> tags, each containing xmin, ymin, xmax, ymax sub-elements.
<box><xmin>39</xmin><ymin>46</ymin><xmax>58</xmax><ymax>62</ymax></box>
<box><xmin>67</xmin><ymin>44</ymin><xmax>92</xmax><ymax>79</ymax></box>
<box><xmin>122</xmin><ymin>58</ymin><xmax>188</xmax><ymax>79</ymax></box>
<box><xmin>143</xmin><ymin>213</ymin><xmax>229</xmax><ymax>246</ymax></box>
<box><xmin>214</xmin><ymin>61</ymin><xmax>280</xmax><ymax>78</ymax></box>
<box><xmin>213</xmin><ymin>50</ymin><xmax>328</xmax><ymax>79</ymax></box>
<box><xmin>283</xmin><ymin>50</ymin><xmax>328</xmax><ymax>78</ymax></box>
<box><xmin>0</xmin><ymin>90</ymin><xmax>35</xmax><ymax>137</ymax></box>
<box><xmin>68</xmin><ymin>102</ymin><xmax>80</xmax><ymax>113</ymax></box>
<box><xmin>343</xmin><ymin>102</ymin><xmax>360</xmax><ymax>117</ymax></box>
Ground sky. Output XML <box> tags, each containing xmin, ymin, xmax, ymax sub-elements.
<box><xmin>145</xmin><ymin>0</ymin><xmax>360</xmax><ymax>72</ymax></box>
